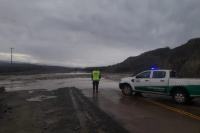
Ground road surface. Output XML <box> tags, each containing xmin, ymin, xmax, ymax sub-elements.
<box><xmin>2</xmin><ymin>74</ymin><xmax>200</xmax><ymax>133</ymax></box>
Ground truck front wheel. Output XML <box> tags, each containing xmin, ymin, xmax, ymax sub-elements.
<box><xmin>172</xmin><ymin>90</ymin><xmax>189</xmax><ymax>104</ymax></box>
<box><xmin>122</xmin><ymin>84</ymin><xmax>133</xmax><ymax>96</ymax></box>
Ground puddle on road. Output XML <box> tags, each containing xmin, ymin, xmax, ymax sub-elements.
<box><xmin>27</xmin><ymin>95</ymin><xmax>57</xmax><ymax>101</ymax></box>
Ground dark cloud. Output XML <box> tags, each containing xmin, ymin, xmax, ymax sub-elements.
<box><xmin>0</xmin><ymin>0</ymin><xmax>199</xmax><ymax>67</ymax></box>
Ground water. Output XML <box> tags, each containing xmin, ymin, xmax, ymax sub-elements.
<box><xmin>1</xmin><ymin>73</ymin><xmax>119</xmax><ymax>92</ymax></box>
<box><xmin>27</xmin><ymin>95</ymin><xmax>57</xmax><ymax>101</ymax></box>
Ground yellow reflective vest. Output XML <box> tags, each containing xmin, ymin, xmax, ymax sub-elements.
<box><xmin>92</xmin><ymin>71</ymin><xmax>100</xmax><ymax>81</ymax></box>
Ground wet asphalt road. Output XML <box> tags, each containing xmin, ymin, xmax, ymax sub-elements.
<box><xmin>3</xmin><ymin>76</ymin><xmax>200</xmax><ymax>133</ymax></box>
<box><xmin>80</xmin><ymin>82</ymin><xmax>200</xmax><ymax>133</ymax></box>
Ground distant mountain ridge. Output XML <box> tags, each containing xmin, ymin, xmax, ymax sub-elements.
<box><xmin>86</xmin><ymin>38</ymin><xmax>200</xmax><ymax>78</ymax></box>
<box><xmin>0</xmin><ymin>60</ymin><xmax>10</xmax><ymax>64</ymax></box>
<box><xmin>1</xmin><ymin>38</ymin><xmax>200</xmax><ymax>77</ymax></box>
<box><xmin>0</xmin><ymin>60</ymin><xmax>77</xmax><ymax>75</ymax></box>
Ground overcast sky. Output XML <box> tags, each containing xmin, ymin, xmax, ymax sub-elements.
<box><xmin>0</xmin><ymin>0</ymin><xmax>199</xmax><ymax>67</ymax></box>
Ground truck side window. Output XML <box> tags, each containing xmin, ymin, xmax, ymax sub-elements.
<box><xmin>170</xmin><ymin>71</ymin><xmax>177</xmax><ymax>78</ymax></box>
<box><xmin>136</xmin><ymin>71</ymin><xmax>151</xmax><ymax>78</ymax></box>
<box><xmin>153</xmin><ymin>71</ymin><xmax>166</xmax><ymax>78</ymax></box>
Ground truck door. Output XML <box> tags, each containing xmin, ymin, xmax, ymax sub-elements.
<box><xmin>150</xmin><ymin>71</ymin><xmax>168</xmax><ymax>93</ymax></box>
<box><xmin>134</xmin><ymin>71</ymin><xmax>151</xmax><ymax>91</ymax></box>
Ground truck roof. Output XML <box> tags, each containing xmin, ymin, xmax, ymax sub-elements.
<box><xmin>143</xmin><ymin>69</ymin><xmax>173</xmax><ymax>72</ymax></box>
<box><xmin>149</xmin><ymin>69</ymin><xmax>172</xmax><ymax>71</ymax></box>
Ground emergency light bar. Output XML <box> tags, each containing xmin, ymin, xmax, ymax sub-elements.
<box><xmin>151</xmin><ymin>67</ymin><xmax>158</xmax><ymax>70</ymax></box>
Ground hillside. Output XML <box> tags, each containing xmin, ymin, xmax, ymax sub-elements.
<box><xmin>161</xmin><ymin>38</ymin><xmax>200</xmax><ymax>78</ymax></box>
<box><xmin>99</xmin><ymin>38</ymin><xmax>200</xmax><ymax>78</ymax></box>
<box><xmin>105</xmin><ymin>47</ymin><xmax>170</xmax><ymax>74</ymax></box>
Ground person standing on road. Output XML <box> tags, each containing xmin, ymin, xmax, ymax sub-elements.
<box><xmin>91</xmin><ymin>70</ymin><xmax>101</xmax><ymax>93</ymax></box>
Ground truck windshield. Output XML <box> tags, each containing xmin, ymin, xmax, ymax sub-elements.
<box><xmin>136</xmin><ymin>71</ymin><xmax>151</xmax><ymax>78</ymax></box>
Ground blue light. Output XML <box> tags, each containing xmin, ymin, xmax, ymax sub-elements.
<box><xmin>151</xmin><ymin>67</ymin><xmax>158</xmax><ymax>70</ymax></box>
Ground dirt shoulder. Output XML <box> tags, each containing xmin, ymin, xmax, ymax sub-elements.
<box><xmin>0</xmin><ymin>87</ymin><xmax>129</xmax><ymax>133</ymax></box>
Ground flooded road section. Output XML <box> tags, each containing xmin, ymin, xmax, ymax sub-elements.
<box><xmin>1</xmin><ymin>73</ymin><xmax>200</xmax><ymax>133</ymax></box>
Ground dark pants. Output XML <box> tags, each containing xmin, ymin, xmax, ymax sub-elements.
<box><xmin>93</xmin><ymin>81</ymin><xmax>99</xmax><ymax>92</ymax></box>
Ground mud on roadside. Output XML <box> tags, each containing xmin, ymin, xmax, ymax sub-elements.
<box><xmin>0</xmin><ymin>87</ymin><xmax>129</xmax><ymax>133</ymax></box>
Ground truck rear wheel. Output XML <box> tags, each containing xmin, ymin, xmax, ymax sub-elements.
<box><xmin>122</xmin><ymin>84</ymin><xmax>133</xmax><ymax>96</ymax></box>
<box><xmin>172</xmin><ymin>90</ymin><xmax>189</xmax><ymax>104</ymax></box>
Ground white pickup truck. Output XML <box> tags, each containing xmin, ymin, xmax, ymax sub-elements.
<box><xmin>119</xmin><ymin>70</ymin><xmax>200</xmax><ymax>104</ymax></box>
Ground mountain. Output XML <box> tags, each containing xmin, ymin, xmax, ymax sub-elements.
<box><xmin>161</xmin><ymin>38</ymin><xmax>200</xmax><ymax>78</ymax></box>
<box><xmin>105</xmin><ymin>47</ymin><xmax>170</xmax><ymax>74</ymax></box>
<box><xmin>98</xmin><ymin>38</ymin><xmax>200</xmax><ymax>78</ymax></box>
